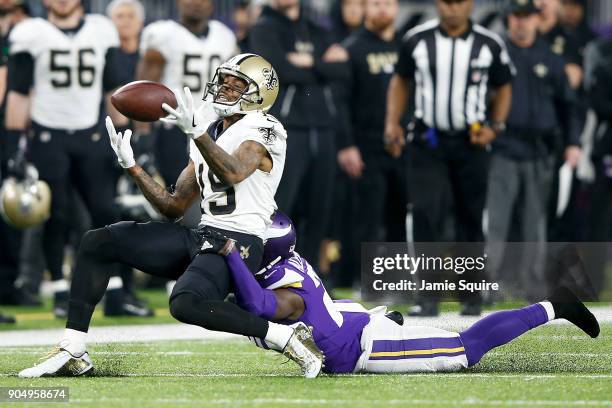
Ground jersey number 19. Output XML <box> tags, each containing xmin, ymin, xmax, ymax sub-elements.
<box><xmin>197</xmin><ymin>163</ymin><xmax>236</xmax><ymax>215</ymax></box>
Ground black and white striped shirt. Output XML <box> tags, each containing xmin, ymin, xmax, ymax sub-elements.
<box><xmin>396</xmin><ymin>19</ymin><xmax>514</xmax><ymax>132</ymax></box>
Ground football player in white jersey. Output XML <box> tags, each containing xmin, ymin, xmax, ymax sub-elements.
<box><xmin>138</xmin><ymin>0</ymin><xmax>237</xmax><ymax>187</ymax></box>
<box><xmin>4</xmin><ymin>0</ymin><xmax>122</xmax><ymax>317</ymax></box>
<box><xmin>19</xmin><ymin>54</ymin><xmax>324</xmax><ymax>379</ymax></box>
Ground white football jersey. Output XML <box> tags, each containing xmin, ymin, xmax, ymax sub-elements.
<box><xmin>189</xmin><ymin>112</ymin><xmax>287</xmax><ymax>238</ymax></box>
<box><xmin>140</xmin><ymin>20</ymin><xmax>236</xmax><ymax>103</ymax></box>
<box><xmin>9</xmin><ymin>15</ymin><xmax>119</xmax><ymax>130</ymax></box>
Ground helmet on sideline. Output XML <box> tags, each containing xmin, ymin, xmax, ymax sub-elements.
<box><xmin>0</xmin><ymin>164</ymin><xmax>51</xmax><ymax>229</ymax></box>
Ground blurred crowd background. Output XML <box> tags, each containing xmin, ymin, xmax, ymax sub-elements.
<box><xmin>0</xmin><ymin>0</ymin><xmax>611</xmax><ymax>323</ymax></box>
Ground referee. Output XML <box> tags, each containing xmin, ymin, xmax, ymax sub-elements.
<box><xmin>384</xmin><ymin>0</ymin><xmax>513</xmax><ymax>316</ymax></box>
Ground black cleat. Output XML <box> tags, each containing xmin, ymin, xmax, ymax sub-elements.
<box><xmin>53</xmin><ymin>291</ymin><xmax>69</xmax><ymax>319</ymax></box>
<box><xmin>104</xmin><ymin>292</ymin><xmax>155</xmax><ymax>317</ymax></box>
<box><xmin>385</xmin><ymin>311</ymin><xmax>404</xmax><ymax>325</ymax></box>
<box><xmin>549</xmin><ymin>286</ymin><xmax>600</xmax><ymax>338</ymax></box>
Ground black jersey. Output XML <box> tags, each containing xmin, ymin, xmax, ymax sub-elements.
<box><xmin>338</xmin><ymin>28</ymin><xmax>402</xmax><ymax>151</ymax></box>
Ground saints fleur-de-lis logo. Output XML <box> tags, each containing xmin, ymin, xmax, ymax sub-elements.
<box><xmin>240</xmin><ymin>245</ymin><xmax>251</xmax><ymax>259</ymax></box>
<box><xmin>262</xmin><ymin>68</ymin><xmax>278</xmax><ymax>91</ymax></box>
<box><xmin>258</xmin><ymin>127</ymin><xmax>277</xmax><ymax>144</ymax></box>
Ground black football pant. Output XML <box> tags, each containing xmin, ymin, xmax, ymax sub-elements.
<box><xmin>66</xmin><ymin>221</ymin><xmax>269</xmax><ymax>338</ymax></box>
<box><xmin>275</xmin><ymin>127</ymin><xmax>335</xmax><ymax>267</ymax></box>
<box><xmin>27</xmin><ymin>123</ymin><xmax>119</xmax><ymax>282</ymax></box>
<box><xmin>406</xmin><ymin>137</ymin><xmax>489</xmax><ymax>304</ymax></box>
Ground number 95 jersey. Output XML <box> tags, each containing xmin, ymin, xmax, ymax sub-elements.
<box><xmin>9</xmin><ymin>15</ymin><xmax>119</xmax><ymax>130</ymax></box>
<box><xmin>189</xmin><ymin>112</ymin><xmax>287</xmax><ymax>238</ymax></box>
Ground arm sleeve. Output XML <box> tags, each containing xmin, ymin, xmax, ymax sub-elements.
<box><xmin>335</xmin><ymin>47</ymin><xmax>356</xmax><ymax>149</ymax></box>
<box><xmin>488</xmin><ymin>39</ymin><xmax>514</xmax><ymax>88</ymax></box>
<box><xmin>103</xmin><ymin>48</ymin><xmax>123</xmax><ymax>92</ymax></box>
<box><xmin>248</xmin><ymin>23</ymin><xmax>318</xmax><ymax>85</ymax></box>
<box><xmin>590</xmin><ymin>63</ymin><xmax>612</xmax><ymax>119</ymax></box>
<box><xmin>242</xmin><ymin>114</ymin><xmax>288</xmax><ymax>171</ymax></box>
<box><xmin>395</xmin><ymin>35</ymin><xmax>418</xmax><ymax>79</ymax></box>
<box><xmin>225</xmin><ymin>250</ymin><xmax>278</xmax><ymax>319</ymax></box>
<box><xmin>7</xmin><ymin>52</ymin><xmax>33</xmax><ymax>95</ymax></box>
<box><xmin>311</xmin><ymin>28</ymin><xmax>350</xmax><ymax>81</ymax></box>
<box><xmin>553</xmin><ymin>59</ymin><xmax>582</xmax><ymax>146</ymax></box>
<box><xmin>139</xmin><ymin>22</ymin><xmax>172</xmax><ymax>60</ymax></box>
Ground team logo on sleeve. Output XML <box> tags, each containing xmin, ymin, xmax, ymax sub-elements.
<box><xmin>258</xmin><ymin>127</ymin><xmax>277</xmax><ymax>145</ymax></box>
<box><xmin>262</xmin><ymin>68</ymin><xmax>278</xmax><ymax>91</ymax></box>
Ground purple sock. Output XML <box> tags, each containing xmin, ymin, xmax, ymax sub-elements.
<box><xmin>459</xmin><ymin>304</ymin><xmax>549</xmax><ymax>366</ymax></box>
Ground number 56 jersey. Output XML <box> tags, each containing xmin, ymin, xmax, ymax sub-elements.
<box><xmin>189</xmin><ymin>111</ymin><xmax>287</xmax><ymax>238</ymax></box>
<box><xmin>9</xmin><ymin>15</ymin><xmax>119</xmax><ymax>130</ymax></box>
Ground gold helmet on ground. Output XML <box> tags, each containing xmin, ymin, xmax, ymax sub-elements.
<box><xmin>205</xmin><ymin>53</ymin><xmax>279</xmax><ymax>117</ymax></box>
<box><xmin>0</xmin><ymin>164</ymin><xmax>51</xmax><ymax>229</ymax></box>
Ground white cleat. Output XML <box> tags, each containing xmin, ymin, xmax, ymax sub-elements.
<box><xmin>19</xmin><ymin>347</ymin><xmax>93</xmax><ymax>378</ymax></box>
<box><xmin>282</xmin><ymin>322</ymin><xmax>324</xmax><ymax>379</ymax></box>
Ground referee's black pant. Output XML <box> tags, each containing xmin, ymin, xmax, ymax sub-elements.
<box><xmin>27</xmin><ymin>122</ymin><xmax>119</xmax><ymax>282</ymax></box>
<box><xmin>406</xmin><ymin>134</ymin><xmax>489</xmax><ymax>303</ymax></box>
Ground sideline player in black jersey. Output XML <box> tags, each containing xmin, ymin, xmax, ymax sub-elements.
<box><xmin>5</xmin><ymin>0</ymin><xmax>122</xmax><ymax>317</ymax></box>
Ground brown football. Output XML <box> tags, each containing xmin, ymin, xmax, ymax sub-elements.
<box><xmin>111</xmin><ymin>81</ymin><xmax>178</xmax><ymax>122</ymax></box>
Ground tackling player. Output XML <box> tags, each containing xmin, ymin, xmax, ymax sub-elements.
<box><xmin>5</xmin><ymin>0</ymin><xmax>121</xmax><ymax>317</ymax></box>
<box><xmin>207</xmin><ymin>212</ymin><xmax>600</xmax><ymax>374</ymax></box>
<box><xmin>19</xmin><ymin>54</ymin><xmax>325</xmax><ymax>379</ymax></box>
<box><xmin>138</xmin><ymin>0</ymin><xmax>237</xmax><ymax>186</ymax></box>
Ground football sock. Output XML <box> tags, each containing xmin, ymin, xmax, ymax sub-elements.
<box><xmin>60</xmin><ymin>328</ymin><xmax>87</xmax><ymax>356</ymax></box>
<box><xmin>169</xmin><ymin>293</ymin><xmax>269</xmax><ymax>338</ymax></box>
<box><xmin>549</xmin><ymin>286</ymin><xmax>600</xmax><ymax>338</ymax></box>
<box><xmin>459</xmin><ymin>303</ymin><xmax>550</xmax><ymax>366</ymax></box>
<box><xmin>264</xmin><ymin>322</ymin><xmax>294</xmax><ymax>350</ymax></box>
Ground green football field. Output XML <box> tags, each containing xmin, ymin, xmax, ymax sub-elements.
<box><xmin>1</xmin><ymin>290</ymin><xmax>611</xmax><ymax>407</ymax></box>
<box><xmin>0</xmin><ymin>322</ymin><xmax>610</xmax><ymax>407</ymax></box>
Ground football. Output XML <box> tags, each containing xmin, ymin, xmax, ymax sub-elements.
<box><xmin>111</xmin><ymin>81</ymin><xmax>178</xmax><ymax>122</ymax></box>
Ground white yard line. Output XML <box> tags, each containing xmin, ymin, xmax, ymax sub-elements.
<box><xmin>0</xmin><ymin>323</ymin><xmax>238</xmax><ymax>347</ymax></box>
<box><xmin>1</xmin><ymin>373</ymin><xmax>611</xmax><ymax>379</ymax></box>
<box><xmin>61</xmin><ymin>397</ymin><xmax>612</xmax><ymax>406</ymax></box>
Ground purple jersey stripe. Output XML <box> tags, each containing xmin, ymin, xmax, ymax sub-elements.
<box><xmin>371</xmin><ymin>336</ymin><xmax>463</xmax><ymax>354</ymax></box>
<box><xmin>369</xmin><ymin>350</ymin><xmax>466</xmax><ymax>361</ymax></box>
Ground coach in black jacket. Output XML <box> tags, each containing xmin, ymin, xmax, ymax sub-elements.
<box><xmin>249</xmin><ymin>0</ymin><xmax>349</xmax><ymax>268</ymax></box>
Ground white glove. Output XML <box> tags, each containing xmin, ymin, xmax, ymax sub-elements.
<box><xmin>161</xmin><ymin>87</ymin><xmax>216</xmax><ymax>139</ymax></box>
<box><xmin>105</xmin><ymin>116</ymin><xmax>135</xmax><ymax>169</ymax></box>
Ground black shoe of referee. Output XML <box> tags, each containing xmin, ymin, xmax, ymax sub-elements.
<box><xmin>0</xmin><ymin>312</ymin><xmax>15</xmax><ymax>324</ymax></box>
